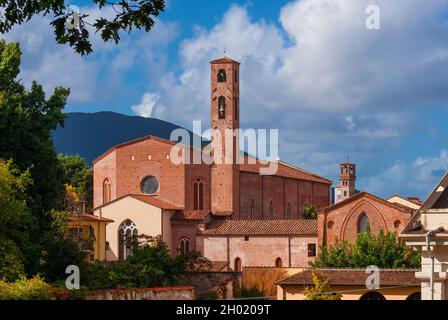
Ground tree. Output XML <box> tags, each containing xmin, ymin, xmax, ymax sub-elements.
<box><xmin>58</xmin><ymin>154</ymin><xmax>93</xmax><ymax>209</ymax></box>
<box><xmin>0</xmin><ymin>160</ymin><xmax>32</xmax><ymax>281</ymax></box>
<box><xmin>0</xmin><ymin>0</ymin><xmax>165</xmax><ymax>55</ymax></box>
<box><xmin>303</xmin><ymin>271</ymin><xmax>341</xmax><ymax>300</ymax></box>
<box><xmin>311</xmin><ymin>230</ymin><xmax>420</xmax><ymax>269</ymax></box>
<box><xmin>304</xmin><ymin>204</ymin><xmax>317</xmax><ymax>219</ymax></box>
<box><xmin>0</xmin><ymin>39</ymin><xmax>83</xmax><ymax>280</ymax></box>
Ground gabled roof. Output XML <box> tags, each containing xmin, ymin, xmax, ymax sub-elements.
<box><xmin>93</xmin><ymin>135</ymin><xmax>178</xmax><ymax>164</ymax></box>
<box><xmin>239</xmin><ymin>157</ymin><xmax>332</xmax><ymax>185</ymax></box>
<box><xmin>421</xmin><ymin>171</ymin><xmax>448</xmax><ymax>210</ymax></box>
<box><xmin>68</xmin><ymin>213</ymin><xmax>114</xmax><ymax>223</ymax></box>
<box><xmin>277</xmin><ymin>269</ymin><xmax>420</xmax><ymax>287</ymax></box>
<box><xmin>93</xmin><ymin>194</ymin><xmax>183</xmax><ymax>211</ymax></box>
<box><xmin>210</xmin><ymin>56</ymin><xmax>240</xmax><ymax>65</ymax></box>
<box><xmin>387</xmin><ymin>195</ymin><xmax>422</xmax><ymax>209</ymax></box>
<box><xmin>200</xmin><ymin>219</ymin><xmax>318</xmax><ymax>236</ymax></box>
<box><xmin>321</xmin><ymin>192</ymin><xmax>415</xmax><ymax>215</ymax></box>
<box><xmin>171</xmin><ymin>210</ymin><xmax>210</xmax><ymax>221</ymax></box>
<box><xmin>401</xmin><ymin>170</ymin><xmax>448</xmax><ymax>236</ymax></box>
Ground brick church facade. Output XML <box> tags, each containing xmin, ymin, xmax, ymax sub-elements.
<box><xmin>92</xmin><ymin>56</ymin><xmax>332</xmax><ymax>267</ymax></box>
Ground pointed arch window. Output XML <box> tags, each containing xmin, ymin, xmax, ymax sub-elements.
<box><xmin>218</xmin><ymin>69</ymin><xmax>226</xmax><ymax>82</ymax></box>
<box><xmin>218</xmin><ymin>96</ymin><xmax>226</xmax><ymax>119</ymax></box>
<box><xmin>268</xmin><ymin>200</ymin><xmax>274</xmax><ymax>219</ymax></box>
<box><xmin>234</xmin><ymin>97</ymin><xmax>238</xmax><ymax>121</ymax></box>
<box><xmin>275</xmin><ymin>257</ymin><xmax>283</xmax><ymax>268</ymax></box>
<box><xmin>118</xmin><ymin>219</ymin><xmax>138</xmax><ymax>261</ymax></box>
<box><xmin>179</xmin><ymin>237</ymin><xmax>191</xmax><ymax>256</ymax></box>
<box><xmin>358</xmin><ymin>213</ymin><xmax>370</xmax><ymax>234</ymax></box>
<box><xmin>103</xmin><ymin>178</ymin><xmax>111</xmax><ymax>204</ymax></box>
<box><xmin>193</xmin><ymin>180</ymin><xmax>204</xmax><ymax>210</ymax></box>
<box><xmin>250</xmin><ymin>199</ymin><xmax>255</xmax><ymax>219</ymax></box>
<box><xmin>234</xmin><ymin>257</ymin><xmax>242</xmax><ymax>272</ymax></box>
<box><xmin>286</xmin><ymin>203</ymin><xmax>292</xmax><ymax>219</ymax></box>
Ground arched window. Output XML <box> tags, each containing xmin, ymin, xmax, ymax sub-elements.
<box><xmin>360</xmin><ymin>291</ymin><xmax>386</xmax><ymax>301</ymax></box>
<box><xmin>118</xmin><ymin>219</ymin><xmax>138</xmax><ymax>261</ymax></box>
<box><xmin>193</xmin><ymin>180</ymin><xmax>204</xmax><ymax>210</ymax></box>
<box><xmin>234</xmin><ymin>257</ymin><xmax>242</xmax><ymax>272</ymax></box>
<box><xmin>406</xmin><ymin>292</ymin><xmax>421</xmax><ymax>300</ymax></box>
<box><xmin>268</xmin><ymin>200</ymin><xmax>274</xmax><ymax>219</ymax></box>
<box><xmin>286</xmin><ymin>203</ymin><xmax>292</xmax><ymax>219</ymax></box>
<box><xmin>218</xmin><ymin>96</ymin><xmax>226</xmax><ymax>119</ymax></box>
<box><xmin>358</xmin><ymin>213</ymin><xmax>370</xmax><ymax>234</ymax></box>
<box><xmin>250</xmin><ymin>199</ymin><xmax>255</xmax><ymax>218</ymax></box>
<box><xmin>217</xmin><ymin>69</ymin><xmax>226</xmax><ymax>82</ymax></box>
<box><xmin>103</xmin><ymin>179</ymin><xmax>111</xmax><ymax>204</ymax></box>
<box><xmin>234</xmin><ymin>97</ymin><xmax>238</xmax><ymax>121</ymax></box>
<box><xmin>275</xmin><ymin>257</ymin><xmax>283</xmax><ymax>268</ymax></box>
<box><xmin>179</xmin><ymin>237</ymin><xmax>191</xmax><ymax>256</ymax></box>
<box><xmin>234</xmin><ymin>70</ymin><xmax>238</xmax><ymax>83</ymax></box>
<box><xmin>140</xmin><ymin>176</ymin><xmax>159</xmax><ymax>195</ymax></box>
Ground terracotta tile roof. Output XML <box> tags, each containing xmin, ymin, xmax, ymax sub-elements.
<box><xmin>277</xmin><ymin>269</ymin><xmax>420</xmax><ymax>286</ymax></box>
<box><xmin>129</xmin><ymin>195</ymin><xmax>182</xmax><ymax>210</ymax></box>
<box><xmin>212</xmin><ymin>211</ymin><xmax>233</xmax><ymax>217</ymax></box>
<box><xmin>200</xmin><ymin>219</ymin><xmax>318</xmax><ymax>236</ymax></box>
<box><xmin>68</xmin><ymin>213</ymin><xmax>114</xmax><ymax>223</ymax></box>
<box><xmin>210</xmin><ymin>56</ymin><xmax>240</xmax><ymax>64</ymax></box>
<box><xmin>172</xmin><ymin>210</ymin><xmax>210</xmax><ymax>221</ymax></box>
<box><xmin>239</xmin><ymin>157</ymin><xmax>332</xmax><ymax>185</ymax></box>
<box><xmin>192</xmin><ymin>261</ymin><xmax>233</xmax><ymax>273</ymax></box>
<box><xmin>93</xmin><ymin>194</ymin><xmax>183</xmax><ymax>211</ymax></box>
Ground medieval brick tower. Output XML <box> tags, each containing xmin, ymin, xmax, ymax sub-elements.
<box><xmin>335</xmin><ymin>161</ymin><xmax>356</xmax><ymax>203</ymax></box>
<box><xmin>210</xmin><ymin>56</ymin><xmax>240</xmax><ymax>216</ymax></box>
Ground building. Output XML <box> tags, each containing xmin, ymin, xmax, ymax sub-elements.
<box><xmin>68</xmin><ymin>202</ymin><xmax>113</xmax><ymax>261</ymax></box>
<box><xmin>196</xmin><ymin>219</ymin><xmax>318</xmax><ymax>270</ymax></box>
<box><xmin>92</xmin><ymin>56</ymin><xmax>332</xmax><ymax>267</ymax></box>
<box><xmin>401</xmin><ymin>171</ymin><xmax>448</xmax><ymax>300</ymax></box>
<box><xmin>276</xmin><ymin>269</ymin><xmax>421</xmax><ymax>300</ymax></box>
<box><xmin>334</xmin><ymin>162</ymin><xmax>357</xmax><ymax>204</ymax></box>
<box><xmin>387</xmin><ymin>195</ymin><xmax>422</xmax><ymax>210</ymax></box>
<box><xmin>318</xmin><ymin>192</ymin><xmax>416</xmax><ymax>247</ymax></box>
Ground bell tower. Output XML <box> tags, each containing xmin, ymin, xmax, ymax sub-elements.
<box><xmin>335</xmin><ymin>160</ymin><xmax>356</xmax><ymax>204</ymax></box>
<box><xmin>210</xmin><ymin>56</ymin><xmax>240</xmax><ymax>216</ymax></box>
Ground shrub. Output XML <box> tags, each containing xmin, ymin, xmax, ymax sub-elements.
<box><xmin>303</xmin><ymin>271</ymin><xmax>341</xmax><ymax>300</ymax></box>
<box><xmin>0</xmin><ymin>275</ymin><xmax>53</xmax><ymax>300</ymax></box>
<box><xmin>312</xmin><ymin>230</ymin><xmax>420</xmax><ymax>269</ymax></box>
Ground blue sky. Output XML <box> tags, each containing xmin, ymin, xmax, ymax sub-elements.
<box><xmin>4</xmin><ymin>0</ymin><xmax>448</xmax><ymax>200</ymax></box>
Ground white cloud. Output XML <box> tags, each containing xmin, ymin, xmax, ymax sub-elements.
<box><xmin>362</xmin><ymin>150</ymin><xmax>448</xmax><ymax>199</ymax></box>
<box><xmin>131</xmin><ymin>92</ymin><xmax>161</xmax><ymax>118</ymax></box>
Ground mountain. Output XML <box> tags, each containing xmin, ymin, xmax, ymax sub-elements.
<box><xmin>53</xmin><ymin>112</ymin><xmax>199</xmax><ymax>163</ymax></box>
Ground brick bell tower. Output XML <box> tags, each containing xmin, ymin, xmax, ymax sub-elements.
<box><xmin>210</xmin><ymin>56</ymin><xmax>240</xmax><ymax>217</ymax></box>
<box><xmin>335</xmin><ymin>160</ymin><xmax>356</xmax><ymax>204</ymax></box>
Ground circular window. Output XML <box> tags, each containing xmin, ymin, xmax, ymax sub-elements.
<box><xmin>394</xmin><ymin>220</ymin><xmax>402</xmax><ymax>229</ymax></box>
<box><xmin>327</xmin><ymin>221</ymin><xmax>334</xmax><ymax>230</ymax></box>
<box><xmin>140</xmin><ymin>176</ymin><xmax>159</xmax><ymax>195</ymax></box>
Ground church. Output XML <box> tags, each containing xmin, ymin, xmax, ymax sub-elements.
<box><xmin>91</xmin><ymin>56</ymin><xmax>332</xmax><ymax>268</ymax></box>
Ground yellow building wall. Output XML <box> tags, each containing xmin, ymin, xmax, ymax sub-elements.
<box><xmin>94</xmin><ymin>196</ymin><xmax>171</xmax><ymax>261</ymax></box>
<box><xmin>277</xmin><ymin>285</ymin><xmax>420</xmax><ymax>300</ymax></box>
<box><xmin>68</xmin><ymin>220</ymin><xmax>108</xmax><ymax>261</ymax></box>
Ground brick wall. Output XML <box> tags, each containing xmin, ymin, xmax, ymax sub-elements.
<box><xmin>86</xmin><ymin>286</ymin><xmax>195</xmax><ymax>300</ymax></box>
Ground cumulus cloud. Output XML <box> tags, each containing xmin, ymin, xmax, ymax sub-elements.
<box><xmin>134</xmin><ymin>0</ymin><xmax>448</xmax><ymax>197</ymax></box>
<box><xmin>5</xmin><ymin>0</ymin><xmax>448</xmax><ymax>198</ymax></box>
<box><xmin>362</xmin><ymin>150</ymin><xmax>448</xmax><ymax>199</ymax></box>
<box><xmin>3</xmin><ymin>5</ymin><xmax>178</xmax><ymax>104</ymax></box>
<box><xmin>131</xmin><ymin>92</ymin><xmax>161</xmax><ymax>118</ymax></box>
